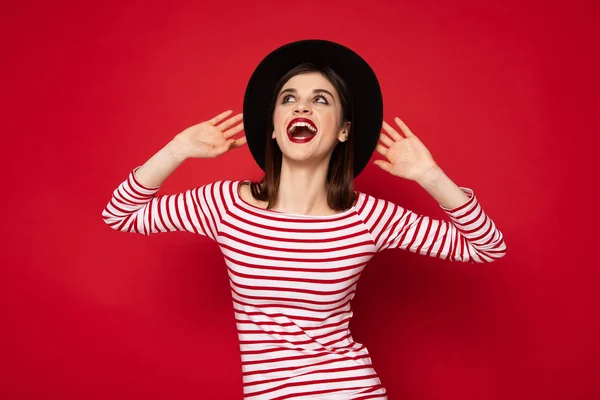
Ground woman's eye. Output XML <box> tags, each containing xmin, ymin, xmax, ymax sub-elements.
<box><xmin>315</xmin><ymin>95</ymin><xmax>328</xmax><ymax>104</ymax></box>
<box><xmin>281</xmin><ymin>95</ymin><xmax>328</xmax><ymax>104</ymax></box>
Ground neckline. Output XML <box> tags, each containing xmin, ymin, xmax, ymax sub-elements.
<box><xmin>234</xmin><ymin>180</ymin><xmax>359</xmax><ymax>220</ymax></box>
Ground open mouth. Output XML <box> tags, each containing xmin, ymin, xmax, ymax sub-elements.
<box><xmin>287</xmin><ymin>118</ymin><xmax>317</xmax><ymax>143</ymax></box>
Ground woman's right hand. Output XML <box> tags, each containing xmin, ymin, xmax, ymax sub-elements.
<box><xmin>170</xmin><ymin>110</ymin><xmax>247</xmax><ymax>160</ymax></box>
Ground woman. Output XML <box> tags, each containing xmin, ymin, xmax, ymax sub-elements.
<box><xmin>103</xmin><ymin>40</ymin><xmax>506</xmax><ymax>399</ymax></box>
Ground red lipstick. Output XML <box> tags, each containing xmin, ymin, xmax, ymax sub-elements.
<box><xmin>287</xmin><ymin>118</ymin><xmax>318</xmax><ymax>144</ymax></box>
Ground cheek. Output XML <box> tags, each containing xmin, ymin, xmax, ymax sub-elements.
<box><xmin>272</xmin><ymin>108</ymin><xmax>285</xmax><ymax>129</ymax></box>
<box><xmin>320</xmin><ymin>112</ymin><xmax>339</xmax><ymax>136</ymax></box>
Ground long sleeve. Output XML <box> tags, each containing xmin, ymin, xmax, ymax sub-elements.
<box><xmin>101</xmin><ymin>168</ymin><xmax>226</xmax><ymax>240</ymax></box>
<box><xmin>356</xmin><ymin>187</ymin><xmax>506</xmax><ymax>263</ymax></box>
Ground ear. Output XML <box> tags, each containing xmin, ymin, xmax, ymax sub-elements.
<box><xmin>272</xmin><ymin>130</ymin><xmax>276</xmax><ymax>139</ymax></box>
<box><xmin>338</xmin><ymin>122</ymin><xmax>351</xmax><ymax>142</ymax></box>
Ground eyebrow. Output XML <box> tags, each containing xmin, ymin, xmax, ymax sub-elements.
<box><xmin>279</xmin><ymin>88</ymin><xmax>335</xmax><ymax>99</ymax></box>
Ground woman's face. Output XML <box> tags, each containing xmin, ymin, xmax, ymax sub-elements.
<box><xmin>272</xmin><ymin>72</ymin><xmax>349</xmax><ymax>167</ymax></box>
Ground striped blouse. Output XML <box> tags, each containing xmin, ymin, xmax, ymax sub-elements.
<box><xmin>102</xmin><ymin>169</ymin><xmax>507</xmax><ymax>399</ymax></box>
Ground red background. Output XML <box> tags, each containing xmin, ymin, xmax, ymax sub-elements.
<box><xmin>2</xmin><ymin>0</ymin><xmax>599</xmax><ymax>398</ymax></box>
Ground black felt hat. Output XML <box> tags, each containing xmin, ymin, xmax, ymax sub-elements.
<box><xmin>242</xmin><ymin>39</ymin><xmax>383</xmax><ymax>178</ymax></box>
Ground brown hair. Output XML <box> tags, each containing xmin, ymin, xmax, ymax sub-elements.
<box><xmin>249</xmin><ymin>62</ymin><xmax>356</xmax><ymax>211</ymax></box>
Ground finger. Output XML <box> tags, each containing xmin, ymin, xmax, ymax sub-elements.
<box><xmin>394</xmin><ymin>117</ymin><xmax>416</xmax><ymax>137</ymax></box>
<box><xmin>378</xmin><ymin>132</ymin><xmax>394</xmax><ymax>147</ymax></box>
<box><xmin>223</xmin><ymin>122</ymin><xmax>245</xmax><ymax>139</ymax></box>
<box><xmin>208</xmin><ymin>110</ymin><xmax>233</xmax><ymax>125</ymax></box>
<box><xmin>217</xmin><ymin>113</ymin><xmax>243</xmax><ymax>131</ymax></box>
<box><xmin>373</xmin><ymin>160</ymin><xmax>393</xmax><ymax>173</ymax></box>
<box><xmin>375</xmin><ymin>143</ymin><xmax>388</xmax><ymax>157</ymax></box>
<box><xmin>382</xmin><ymin>120</ymin><xmax>403</xmax><ymax>141</ymax></box>
<box><xmin>231</xmin><ymin>136</ymin><xmax>248</xmax><ymax>148</ymax></box>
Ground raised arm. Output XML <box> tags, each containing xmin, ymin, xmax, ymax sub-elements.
<box><xmin>370</xmin><ymin>117</ymin><xmax>507</xmax><ymax>263</ymax></box>
<box><xmin>359</xmin><ymin>189</ymin><xmax>506</xmax><ymax>263</ymax></box>
<box><xmin>101</xmin><ymin>110</ymin><xmax>246</xmax><ymax>238</ymax></box>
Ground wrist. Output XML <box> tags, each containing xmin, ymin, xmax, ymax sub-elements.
<box><xmin>416</xmin><ymin>164</ymin><xmax>443</xmax><ymax>188</ymax></box>
<box><xmin>166</xmin><ymin>138</ymin><xmax>189</xmax><ymax>163</ymax></box>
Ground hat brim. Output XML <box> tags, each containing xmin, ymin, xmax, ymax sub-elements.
<box><xmin>243</xmin><ymin>39</ymin><xmax>383</xmax><ymax>178</ymax></box>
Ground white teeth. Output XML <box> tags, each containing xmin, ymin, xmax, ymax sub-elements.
<box><xmin>289</xmin><ymin>121</ymin><xmax>317</xmax><ymax>133</ymax></box>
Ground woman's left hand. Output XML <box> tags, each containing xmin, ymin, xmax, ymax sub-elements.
<box><xmin>374</xmin><ymin>117</ymin><xmax>439</xmax><ymax>182</ymax></box>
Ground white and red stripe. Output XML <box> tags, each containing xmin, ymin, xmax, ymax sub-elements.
<box><xmin>102</xmin><ymin>169</ymin><xmax>507</xmax><ymax>399</ymax></box>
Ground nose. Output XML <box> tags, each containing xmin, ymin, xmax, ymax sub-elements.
<box><xmin>293</xmin><ymin>101</ymin><xmax>312</xmax><ymax>115</ymax></box>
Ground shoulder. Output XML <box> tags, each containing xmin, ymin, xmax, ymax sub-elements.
<box><xmin>200</xmin><ymin>179</ymin><xmax>269</xmax><ymax>209</ymax></box>
<box><xmin>191</xmin><ymin>180</ymin><xmax>242</xmax><ymax>201</ymax></box>
<box><xmin>354</xmin><ymin>190</ymin><xmax>393</xmax><ymax>212</ymax></box>
<box><xmin>353</xmin><ymin>191</ymin><xmax>408</xmax><ymax>225</ymax></box>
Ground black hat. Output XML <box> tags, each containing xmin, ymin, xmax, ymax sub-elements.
<box><xmin>243</xmin><ymin>39</ymin><xmax>383</xmax><ymax>178</ymax></box>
